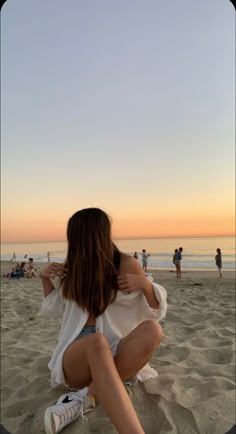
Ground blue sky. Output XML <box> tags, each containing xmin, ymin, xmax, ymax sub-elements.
<box><xmin>1</xmin><ymin>0</ymin><xmax>235</xmax><ymax>241</ymax></box>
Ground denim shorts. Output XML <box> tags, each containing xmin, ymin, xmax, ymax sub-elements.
<box><xmin>75</xmin><ymin>325</ymin><xmax>96</xmax><ymax>341</ymax></box>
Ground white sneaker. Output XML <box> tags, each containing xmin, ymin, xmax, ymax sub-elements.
<box><xmin>57</xmin><ymin>388</ymin><xmax>95</xmax><ymax>415</ymax></box>
<box><xmin>44</xmin><ymin>399</ymin><xmax>83</xmax><ymax>434</ymax></box>
<box><xmin>56</xmin><ymin>387</ymin><xmax>88</xmax><ymax>405</ymax></box>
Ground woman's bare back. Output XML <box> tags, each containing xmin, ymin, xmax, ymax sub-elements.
<box><xmin>85</xmin><ymin>253</ymin><xmax>144</xmax><ymax>326</ymax></box>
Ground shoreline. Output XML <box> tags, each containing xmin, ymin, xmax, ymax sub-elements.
<box><xmin>151</xmin><ymin>269</ymin><xmax>235</xmax><ymax>280</ymax></box>
<box><xmin>1</xmin><ymin>260</ymin><xmax>234</xmax><ymax>281</ymax></box>
<box><xmin>1</xmin><ymin>260</ymin><xmax>235</xmax><ymax>276</ymax></box>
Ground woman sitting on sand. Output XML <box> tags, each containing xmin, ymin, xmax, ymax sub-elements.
<box><xmin>40</xmin><ymin>208</ymin><xmax>167</xmax><ymax>434</ymax></box>
<box><xmin>3</xmin><ymin>263</ymin><xmax>19</xmax><ymax>278</ymax></box>
<box><xmin>16</xmin><ymin>262</ymin><xmax>28</xmax><ymax>278</ymax></box>
<box><xmin>3</xmin><ymin>262</ymin><xmax>27</xmax><ymax>279</ymax></box>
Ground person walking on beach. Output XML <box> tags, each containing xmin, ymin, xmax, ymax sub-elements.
<box><xmin>215</xmin><ymin>248</ymin><xmax>222</xmax><ymax>278</ymax></box>
<box><xmin>40</xmin><ymin>208</ymin><xmax>167</xmax><ymax>434</ymax></box>
<box><xmin>141</xmin><ymin>249</ymin><xmax>150</xmax><ymax>272</ymax></box>
<box><xmin>133</xmin><ymin>251</ymin><xmax>138</xmax><ymax>259</ymax></box>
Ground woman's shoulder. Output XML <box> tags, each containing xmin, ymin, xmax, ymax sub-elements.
<box><xmin>119</xmin><ymin>252</ymin><xmax>143</xmax><ymax>274</ymax></box>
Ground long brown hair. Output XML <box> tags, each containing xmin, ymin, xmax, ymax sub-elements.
<box><xmin>61</xmin><ymin>208</ymin><xmax>120</xmax><ymax>317</ymax></box>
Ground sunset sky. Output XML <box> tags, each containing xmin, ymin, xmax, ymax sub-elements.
<box><xmin>1</xmin><ymin>0</ymin><xmax>235</xmax><ymax>243</ymax></box>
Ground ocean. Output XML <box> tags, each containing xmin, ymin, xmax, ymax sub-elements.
<box><xmin>1</xmin><ymin>237</ymin><xmax>235</xmax><ymax>271</ymax></box>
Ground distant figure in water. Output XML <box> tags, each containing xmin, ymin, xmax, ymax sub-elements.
<box><xmin>47</xmin><ymin>251</ymin><xmax>51</xmax><ymax>263</ymax></box>
<box><xmin>215</xmin><ymin>248</ymin><xmax>222</xmax><ymax>278</ymax></box>
<box><xmin>24</xmin><ymin>254</ymin><xmax>28</xmax><ymax>259</ymax></box>
<box><xmin>133</xmin><ymin>252</ymin><xmax>138</xmax><ymax>260</ymax></box>
<box><xmin>10</xmin><ymin>252</ymin><xmax>16</xmax><ymax>262</ymax></box>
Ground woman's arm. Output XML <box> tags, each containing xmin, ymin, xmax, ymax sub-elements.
<box><xmin>142</xmin><ymin>279</ymin><xmax>159</xmax><ymax>309</ymax></box>
<box><xmin>40</xmin><ymin>262</ymin><xmax>67</xmax><ymax>297</ymax></box>
<box><xmin>117</xmin><ymin>254</ymin><xmax>159</xmax><ymax>309</ymax></box>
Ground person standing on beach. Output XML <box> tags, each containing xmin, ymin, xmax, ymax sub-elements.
<box><xmin>142</xmin><ymin>249</ymin><xmax>150</xmax><ymax>272</ymax></box>
<box><xmin>173</xmin><ymin>249</ymin><xmax>180</xmax><ymax>277</ymax></box>
<box><xmin>40</xmin><ymin>208</ymin><xmax>167</xmax><ymax>434</ymax></box>
<box><xmin>215</xmin><ymin>248</ymin><xmax>222</xmax><ymax>278</ymax></box>
<box><xmin>133</xmin><ymin>251</ymin><xmax>138</xmax><ymax>259</ymax></box>
<box><xmin>179</xmin><ymin>247</ymin><xmax>183</xmax><ymax>277</ymax></box>
<box><xmin>173</xmin><ymin>247</ymin><xmax>183</xmax><ymax>278</ymax></box>
<box><xmin>47</xmin><ymin>251</ymin><xmax>51</xmax><ymax>263</ymax></box>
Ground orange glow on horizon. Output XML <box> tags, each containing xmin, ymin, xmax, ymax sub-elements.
<box><xmin>1</xmin><ymin>215</ymin><xmax>235</xmax><ymax>243</ymax></box>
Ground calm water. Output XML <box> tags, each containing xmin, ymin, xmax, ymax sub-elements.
<box><xmin>1</xmin><ymin>237</ymin><xmax>235</xmax><ymax>270</ymax></box>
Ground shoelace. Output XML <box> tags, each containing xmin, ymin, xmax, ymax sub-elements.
<box><xmin>56</xmin><ymin>401</ymin><xmax>81</xmax><ymax>426</ymax></box>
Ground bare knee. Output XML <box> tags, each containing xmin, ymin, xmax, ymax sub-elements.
<box><xmin>140</xmin><ymin>320</ymin><xmax>163</xmax><ymax>348</ymax></box>
<box><xmin>87</xmin><ymin>333</ymin><xmax>110</xmax><ymax>357</ymax></box>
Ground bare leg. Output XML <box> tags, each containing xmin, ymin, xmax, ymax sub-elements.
<box><xmin>175</xmin><ymin>264</ymin><xmax>178</xmax><ymax>277</ymax></box>
<box><xmin>176</xmin><ymin>264</ymin><xmax>180</xmax><ymax>277</ymax></box>
<box><xmin>63</xmin><ymin>333</ymin><xmax>144</xmax><ymax>434</ymax></box>
<box><xmin>179</xmin><ymin>264</ymin><xmax>182</xmax><ymax>278</ymax></box>
<box><xmin>89</xmin><ymin>320</ymin><xmax>162</xmax><ymax>394</ymax></box>
<box><xmin>114</xmin><ymin>320</ymin><xmax>162</xmax><ymax>380</ymax></box>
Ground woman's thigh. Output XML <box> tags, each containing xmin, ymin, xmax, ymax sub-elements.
<box><xmin>114</xmin><ymin>321</ymin><xmax>162</xmax><ymax>378</ymax></box>
<box><xmin>116</xmin><ymin>320</ymin><xmax>162</xmax><ymax>354</ymax></box>
<box><xmin>62</xmin><ymin>332</ymin><xmax>112</xmax><ymax>389</ymax></box>
<box><xmin>62</xmin><ymin>334</ymin><xmax>94</xmax><ymax>389</ymax></box>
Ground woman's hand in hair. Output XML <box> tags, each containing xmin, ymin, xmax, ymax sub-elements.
<box><xmin>117</xmin><ymin>273</ymin><xmax>150</xmax><ymax>293</ymax></box>
<box><xmin>40</xmin><ymin>262</ymin><xmax>67</xmax><ymax>280</ymax></box>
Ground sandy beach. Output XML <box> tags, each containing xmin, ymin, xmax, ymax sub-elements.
<box><xmin>1</xmin><ymin>261</ymin><xmax>235</xmax><ymax>434</ymax></box>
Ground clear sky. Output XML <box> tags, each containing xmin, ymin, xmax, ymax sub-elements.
<box><xmin>1</xmin><ymin>0</ymin><xmax>235</xmax><ymax>242</ymax></box>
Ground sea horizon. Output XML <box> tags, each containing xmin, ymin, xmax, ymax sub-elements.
<box><xmin>1</xmin><ymin>236</ymin><xmax>235</xmax><ymax>271</ymax></box>
<box><xmin>1</xmin><ymin>234</ymin><xmax>234</xmax><ymax>245</ymax></box>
